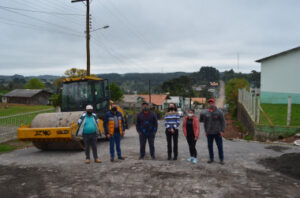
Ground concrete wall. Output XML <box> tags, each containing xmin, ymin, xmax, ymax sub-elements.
<box><xmin>237</xmin><ymin>103</ymin><xmax>256</xmax><ymax>135</ymax></box>
<box><xmin>260</xmin><ymin>49</ymin><xmax>300</xmax><ymax>104</ymax></box>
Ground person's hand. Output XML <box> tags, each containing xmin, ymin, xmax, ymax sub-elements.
<box><xmin>139</xmin><ymin>132</ymin><xmax>142</xmax><ymax>136</ymax></box>
<box><xmin>171</xmin><ymin>128</ymin><xmax>175</xmax><ymax>133</ymax></box>
<box><xmin>220</xmin><ymin>132</ymin><xmax>224</xmax><ymax>137</ymax></box>
<box><xmin>195</xmin><ymin>137</ymin><xmax>198</xmax><ymax>141</ymax></box>
<box><xmin>106</xmin><ymin>134</ymin><xmax>111</xmax><ymax>139</ymax></box>
<box><xmin>205</xmin><ymin>133</ymin><xmax>208</xmax><ymax>136</ymax></box>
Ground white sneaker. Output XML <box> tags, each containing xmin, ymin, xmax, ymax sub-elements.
<box><xmin>187</xmin><ymin>157</ymin><xmax>193</xmax><ymax>162</ymax></box>
<box><xmin>192</xmin><ymin>158</ymin><xmax>198</xmax><ymax>164</ymax></box>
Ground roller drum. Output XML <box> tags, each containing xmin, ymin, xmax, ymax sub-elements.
<box><xmin>31</xmin><ymin>111</ymin><xmax>85</xmax><ymax>151</ymax></box>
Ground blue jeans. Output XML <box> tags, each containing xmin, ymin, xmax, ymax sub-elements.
<box><xmin>207</xmin><ymin>133</ymin><xmax>224</xmax><ymax>161</ymax></box>
<box><xmin>110</xmin><ymin>129</ymin><xmax>122</xmax><ymax>159</ymax></box>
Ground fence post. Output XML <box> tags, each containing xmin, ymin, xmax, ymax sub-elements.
<box><xmin>249</xmin><ymin>92</ymin><xmax>253</xmax><ymax>117</ymax></box>
<box><xmin>252</xmin><ymin>94</ymin><xmax>256</xmax><ymax>120</ymax></box>
<box><xmin>287</xmin><ymin>96</ymin><xmax>292</xmax><ymax>126</ymax></box>
<box><xmin>256</xmin><ymin>97</ymin><xmax>260</xmax><ymax>124</ymax></box>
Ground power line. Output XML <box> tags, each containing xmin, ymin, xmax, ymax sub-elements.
<box><xmin>1</xmin><ymin>0</ymin><xmax>86</xmax><ymax>28</ymax></box>
<box><xmin>0</xmin><ymin>17</ymin><xmax>83</xmax><ymax>38</ymax></box>
<box><xmin>0</xmin><ymin>5</ymin><xmax>85</xmax><ymax>16</ymax></box>
<box><xmin>105</xmin><ymin>0</ymin><xmax>153</xmax><ymax>48</ymax></box>
<box><xmin>0</xmin><ymin>7</ymin><xmax>81</xmax><ymax>34</ymax></box>
<box><xmin>94</xmin><ymin>0</ymin><xmax>153</xmax><ymax>50</ymax></box>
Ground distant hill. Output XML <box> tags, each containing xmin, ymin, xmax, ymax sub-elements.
<box><xmin>97</xmin><ymin>72</ymin><xmax>190</xmax><ymax>93</ymax></box>
<box><xmin>0</xmin><ymin>72</ymin><xmax>190</xmax><ymax>94</ymax></box>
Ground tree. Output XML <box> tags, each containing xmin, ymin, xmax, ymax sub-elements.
<box><xmin>110</xmin><ymin>82</ymin><xmax>124</xmax><ymax>102</ymax></box>
<box><xmin>190</xmin><ymin>66</ymin><xmax>220</xmax><ymax>85</ymax></box>
<box><xmin>53</xmin><ymin>77</ymin><xmax>65</xmax><ymax>93</ymax></box>
<box><xmin>199</xmin><ymin>87</ymin><xmax>213</xmax><ymax>100</ymax></box>
<box><xmin>225</xmin><ymin>78</ymin><xmax>250</xmax><ymax>117</ymax></box>
<box><xmin>24</xmin><ymin>78</ymin><xmax>45</xmax><ymax>89</ymax></box>
<box><xmin>64</xmin><ymin>68</ymin><xmax>87</xmax><ymax>78</ymax></box>
<box><xmin>49</xmin><ymin>93</ymin><xmax>62</xmax><ymax>107</ymax></box>
<box><xmin>249</xmin><ymin>70</ymin><xmax>260</xmax><ymax>88</ymax></box>
<box><xmin>162</xmin><ymin>75</ymin><xmax>195</xmax><ymax>97</ymax></box>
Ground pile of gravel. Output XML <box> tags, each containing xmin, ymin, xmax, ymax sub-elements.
<box><xmin>259</xmin><ymin>153</ymin><xmax>300</xmax><ymax>180</ymax></box>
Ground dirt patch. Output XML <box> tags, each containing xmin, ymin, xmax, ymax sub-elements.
<box><xmin>259</xmin><ymin>153</ymin><xmax>300</xmax><ymax>180</ymax></box>
<box><xmin>224</xmin><ymin>114</ymin><xmax>245</xmax><ymax>139</ymax></box>
<box><xmin>278</xmin><ymin>135</ymin><xmax>300</xmax><ymax>144</ymax></box>
<box><xmin>264</xmin><ymin>145</ymin><xmax>290</xmax><ymax>152</ymax></box>
<box><xmin>0</xmin><ymin>165</ymin><xmax>61</xmax><ymax>198</ymax></box>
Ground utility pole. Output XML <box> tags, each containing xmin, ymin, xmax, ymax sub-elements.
<box><xmin>149</xmin><ymin>80</ymin><xmax>151</xmax><ymax>106</ymax></box>
<box><xmin>72</xmin><ymin>0</ymin><xmax>91</xmax><ymax>76</ymax></box>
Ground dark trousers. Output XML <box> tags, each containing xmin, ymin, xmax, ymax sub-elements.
<box><xmin>139</xmin><ymin>133</ymin><xmax>155</xmax><ymax>158</ymax></box>
<box><xmin>83</xmin><ymin>133</ymin><xmax>98</xmax><ymax>160</ymax></box>
<box><xmin>165</xmin><ymin>129</ymin><xmax>178</xmax><ymax>158</ymax></box>
<box><xmin>186</xmin><ymin>136</ymin><xmax>197</xmax><ymax>158</ymax></box>
<box><xmin>110</xmin><ymin>128</ymin><xmax>122</xmax><ymax>158</ymax></box>
<box><xmin>207</xmin><ymin>133</ymin><xmax>224</xmax><ymax>161</ymax></box>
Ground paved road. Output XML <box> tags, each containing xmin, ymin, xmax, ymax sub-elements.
<box><xmin>1</xmin><ymin>120</ymin><xmax>300</xmax><ymax>198</ymax></box>
<box><xmin>216</xmin><ymin>80</ymin><xmax>225</xmax><ymax>108</ymax></box>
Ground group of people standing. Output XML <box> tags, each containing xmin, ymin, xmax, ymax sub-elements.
<box><xmin>77</xmin><ymin>99</ymin><xmax>226</xmax><ymax>165</ymax></box>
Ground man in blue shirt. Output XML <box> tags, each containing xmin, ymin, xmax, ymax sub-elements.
<box><xmin>77</xmin><ymin>105</ymin><xmax>101</xmax><ymax>164</ymax></box>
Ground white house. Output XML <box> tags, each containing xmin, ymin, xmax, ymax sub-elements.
<box><xmin>256</xmin><ymin>46</ymin><xmax>300</xmax><ymax>104</ymax></box>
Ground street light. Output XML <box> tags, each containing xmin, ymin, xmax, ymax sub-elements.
<box><xmin>90</xmin><ymin>25</ymin><xmax>110</xmax><ymax>32</ymax></box>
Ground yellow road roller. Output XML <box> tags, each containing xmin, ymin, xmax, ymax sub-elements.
<box><xmin>18</xmin><ymin>76</ymin><xmax>126</xmax><ymax>150</ymax></box>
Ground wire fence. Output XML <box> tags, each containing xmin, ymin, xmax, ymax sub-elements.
<box><xmin>238</xmin><ymin>88</ymin><xmax>260</xmax><ymax>124</ymax></box>
<box><xmin>0</xmin><ymin>108</ymin><xmax>55</xmax><ymax>143</ymax></box>
<box><xmin>238</xmin><ymin>88</ymin><xmax>296</xmax><ymax>127</ymax></box>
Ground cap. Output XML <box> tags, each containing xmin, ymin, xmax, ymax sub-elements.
<box><xmin>86</xmin><ymin>105</ymin><xmax>93</xmax><ymax>110</ymax></box>
<box><xmin>208</xmin><ymin>99</ymin><xmax>215</xmax><ymax>103</ymax></box>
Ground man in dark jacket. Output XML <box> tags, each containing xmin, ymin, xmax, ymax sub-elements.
<box><xmin>104</xmin><ymin>103</ymin><xmax>125</xmax><ymax>162</ymax></box>
<box><xmin>200</xmin><ymin>99</ymin><xmax>226</xmax><ymax>165</ymax></box>
<box><xmin>136</xmin><ymin>102</ymin><xmax>158</xmax><ymax>160</ymax></box>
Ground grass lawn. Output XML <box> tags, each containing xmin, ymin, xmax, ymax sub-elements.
<box><xmin>0</xmin><ymin>105</ymin><xmax>55</xmax><ymax>126</ymax></box>
<box><xmin>0</xmin><ymin>140</ymin><xmax>32</xmax><ymax>154</ymax></box>
<box><xmin>260</xmin><ymin>104</ymin><xmax>300</xmax><ymax>126</ymax></box>
<box><xmin>0</xmin><ymin>144</ymin><xmax>16</xmax><ymax>153</ymax></box>
<box><xmin>0</xmin><ymin>104</ymin><xmax>53</xmax><ymax>117</ymax></box>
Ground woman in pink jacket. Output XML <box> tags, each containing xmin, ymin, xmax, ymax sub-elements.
<box><xmin>182</xmin><ymin>109</ymin><xmax>200</xmax><ymax>164</ymax></box>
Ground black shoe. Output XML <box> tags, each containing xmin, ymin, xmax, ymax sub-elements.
<box><xmin>151</xmin><ymin>156</ymin><xmax>156</xmax><ymax>160</ymax></box>
<box><xmin>111</xmin><ymin>158</ymin><xmax>114</xmax><ymax>162</ymax></box>
<box><xmin>220</xmin><ymin>160</ymin><xmax>225</xmax><ymax>165</ymax></box>
<box><xmin>173</xmin><ymin>156</ymin><xmax>177</xmax><ymax>160</ymax></box>
<box><xmin>118</xmin><ymin>157</ymin><xmax>125</xmax><ymax>160</ymax></box>
<box><xmin>168</xmin><ymin>156</ymin><xmax>171</xmax><ymax>160</ymax></box>
<box><xmin>207</xmin><ymin>160</ymin><xmax>214</xmax><ymax>164</ymax></box>
<box><xmin>139</xmin><ymin>157</ymin><xmax>144</xmax><ymax>160</ymax></box>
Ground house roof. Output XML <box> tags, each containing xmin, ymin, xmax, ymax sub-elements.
<box><xmin>256</xmin><ymin>46</ymin><xmax>300</xmax><ymax>63</ymax></box>
<box><xmin>3</xmin><ymin>89</ymin><xmax>52</xmax><ymax>98</ymax></box>
<box><xmin>191</xmin><ymin>97</ymin><xmax>206</xmax><ymax>104</ymax></box>
<box><xmin>123</xmin><ymin>94</ymin><xmax>142</xmax><ymax>103</ymax></box>
<box><xmin>139</xmin><ymin>94</ymin><xmax>168</xmax><ymax>106</ymax></box>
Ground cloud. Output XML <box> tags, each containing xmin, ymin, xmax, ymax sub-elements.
<box><xmin>0</xmin><ymin>0</ymin><xmax>299</xmax><ymax>76</ymax></box>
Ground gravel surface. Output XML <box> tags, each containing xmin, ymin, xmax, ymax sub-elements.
<box><xmin>0</xmin><ymin>120</ymin><xmax>300</xmax><ymax>198</ymax></box>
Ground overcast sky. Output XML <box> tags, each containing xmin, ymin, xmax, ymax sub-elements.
<box><xmin>0</xmin><ymin>0</ymin><xmax>299</xmax><ymax>76</ymax></box>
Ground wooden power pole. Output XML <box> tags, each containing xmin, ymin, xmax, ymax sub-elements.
<box><xmin>149</xmin><ymin>80</ymin><xmax>152</xmax><ymax>105</ymax></box>
<box><xmin>71</xmin><ymin>0</ymin><xmax>91</xmax><ymax>76</ymax></box>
